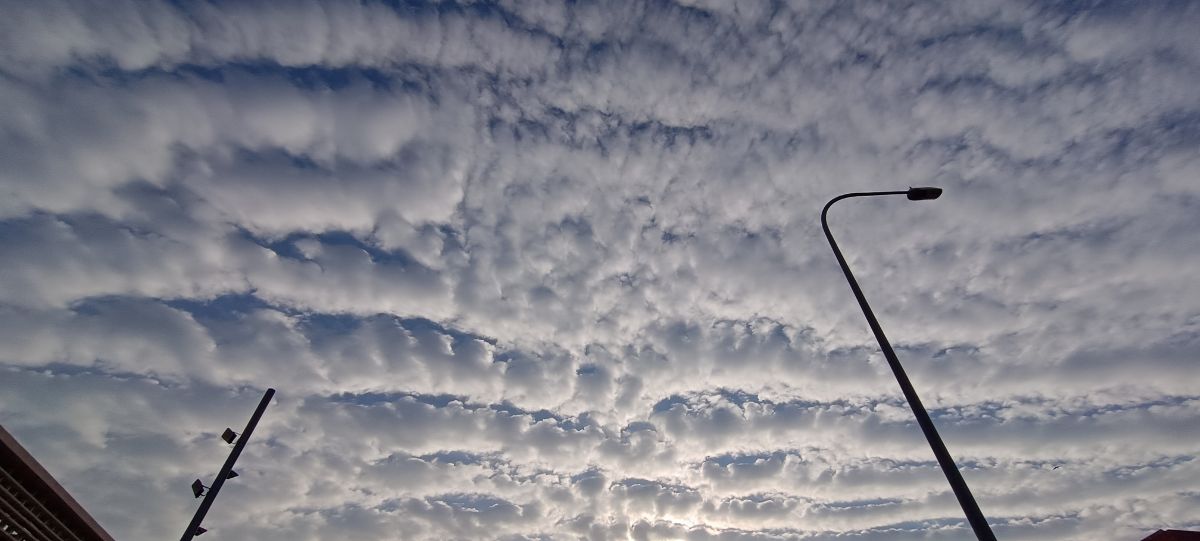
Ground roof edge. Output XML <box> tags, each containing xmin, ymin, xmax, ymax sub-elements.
<box><xmin>0</xmin><ymin>423</ymin><xmax>116</xmax><ymax>541</ymax></box>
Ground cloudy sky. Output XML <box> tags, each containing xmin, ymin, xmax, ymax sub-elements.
<box><xmin>1</xmin><ymin>1</ymin><xmax>1198</xmax><ymax>540</ymax></box>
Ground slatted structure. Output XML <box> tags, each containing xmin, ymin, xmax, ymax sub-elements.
<box><xmin>0</xmin><ymin>425</ymin><xmax>113</xmax><ymax>541</ymax></box>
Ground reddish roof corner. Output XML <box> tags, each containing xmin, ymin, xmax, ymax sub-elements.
<box><xmin>1142</xmin><ymin>530</ymin><xmax>1200</xmax><ymax>541</ymax></box>
<box><xmin>0</xmin><ymin>424</ymin><xmax>116</xmax><ymax>541</ymax></box>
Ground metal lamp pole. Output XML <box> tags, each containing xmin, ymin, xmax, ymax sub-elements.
<box><xmin>821</xmin><ymin>188</ymin><xmax>996</xmax><ymax>541</ymax></box>
<box><xmin>181</xmin><ymin>388</ymin><xmax>275</xmax><ymax>541</ymax></box>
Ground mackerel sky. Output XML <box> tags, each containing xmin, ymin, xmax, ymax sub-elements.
<box><xmin>1</xmin><ymin>1</ymin><xmax>1198</xmax><ymax>540</ymax></box>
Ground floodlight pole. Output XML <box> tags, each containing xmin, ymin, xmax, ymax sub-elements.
<box><xmin>821</xmin><ymin>190</ymin><xmax>996</xmax><ymax>541</ymax></box>
<box><xmin>181</xmin><ymin>388</ymin><xmax>275</xmax><ymax>541</ymax></box>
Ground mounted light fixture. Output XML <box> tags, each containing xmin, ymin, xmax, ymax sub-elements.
<box><xmin>906</xmin><ymin>186</ymin><xmax>943</xmax><ymax>200</ymax></box>
<box><xmin>226</xmin><ymin>470</ymin><xmax>239</xmax><ymax>480</ymax></box>
<box><xmin>191</xmin><ymin>479</ymin><xmax>207</xmax><ymax>499</ymax></box>
<box><xmin>194</xmin><ymin>526</ymin><xmax>207</xmax><ymax>536</ymax></box>
<box><xmin>220</xmin><ymin>428</ymin><xmax>238</xmax><ymax>445</ymax></box>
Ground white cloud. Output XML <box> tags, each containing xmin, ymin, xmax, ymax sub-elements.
<box><xmin>1</xmin><ymin>1</ymin><xmax>1199</xmax><ymax>540</ymax></box>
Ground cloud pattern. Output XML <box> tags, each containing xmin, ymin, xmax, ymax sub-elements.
<box><xmin>1</xmin><ymin>1</ymin><xmax>1198</xmax><ymax>539</ymax></box>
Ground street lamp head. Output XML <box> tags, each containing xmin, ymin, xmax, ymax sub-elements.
<box><xmin>907</xmin><ymin>187</ymin><xmax>942</xmax><ymax>200</ymax></box>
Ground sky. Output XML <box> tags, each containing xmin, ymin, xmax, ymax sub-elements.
<box><xmin>0</xmin><ymin>0</ymin><xmax>1198</xmax><ymax>540</ymax></box>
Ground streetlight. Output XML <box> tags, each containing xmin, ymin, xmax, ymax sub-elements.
<box><xmin>821</xmin><ymin>187</ymin><xmax>996</xmax><ymax>541</ymax></box>
<box><xmin>181</xmin><ymin>388</ymin><xmax>276</xmax><ymax>541</ymax></box>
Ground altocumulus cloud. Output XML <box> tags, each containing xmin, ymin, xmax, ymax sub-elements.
<box><xmin>1</xmin><ymin>0</ymin><xmax>1198</xmax><ymax>539</ymax></box>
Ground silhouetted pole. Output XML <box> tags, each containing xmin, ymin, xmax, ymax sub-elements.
<box><xmin>821</xmin><ymin>188</ymin><xmax>996</xmax><ymax>541</ymax></box>
<box><xmin>181</xmin><ymin>388</ymin><xmax>275</xmax><ymax>541</ymax></box>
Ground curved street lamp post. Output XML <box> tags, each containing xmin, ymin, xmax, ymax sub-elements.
<box><xmin>821</xmin><ymin>187</ymin><xmax>997</xmax><ymax>541</ymax></box>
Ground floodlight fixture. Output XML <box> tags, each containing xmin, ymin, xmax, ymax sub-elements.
<box><xmin>227</xmin><ymin>470</ymin><xmax>239</xmax><ymax>479</ymax></box>
<box><xmin>220</xmin><ymin>428</ymin><xmax>238</xmax><ymax>445</ymax></box>
<box><xmin>191</xmin><ymin>479</ymin><xmax>207</xmax><ymax>498</ymax></box>
<box><xmin>194</xmin><ymin>526</ymin><xmax>207</xmax><ymax>536</ymax></box>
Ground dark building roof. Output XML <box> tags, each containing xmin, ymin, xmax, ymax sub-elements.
<box><xmin>1142</xmin><ymin>530</ymin><xmax>1200</xmax><ymax>541</ymax></box>
<box><xmin>0</xmin><ymin>424</ymin><xmax>115</xmax><ymax>541</ymax></box>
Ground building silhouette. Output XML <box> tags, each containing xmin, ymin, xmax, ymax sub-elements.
<box><xmin>1142</xmin><ymin>530</ymin><xmax>1200</xmax><ymax>541</ymax></box>
<box><xmin>0</xmin><ymin>424</ymin><xmax>114</xmax><ymax>541</ymax></box>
